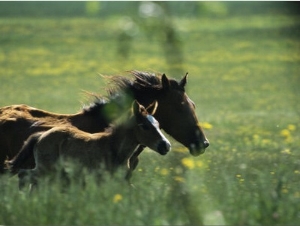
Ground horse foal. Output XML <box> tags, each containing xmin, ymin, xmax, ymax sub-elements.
<box><xmin>7</xmin><ymin>101</ymin><xmax>171</xmax><ymax>189</ymax></box>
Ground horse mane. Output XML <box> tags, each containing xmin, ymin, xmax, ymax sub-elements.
<box><xmin>106</xmin><ymin>70</ymin><xmax>163</xmax><ymax>95</ymax></box>
<box><xmin>117</xmin><ymin>70</ymin><xmax>185</xmax><ymax>92</ymax></box>
<box><xmin>128</xmin><ymin>70</ymin><xmax>164</xmax><ymax>90</ymax></box>
<box><xmin>82</xmin><ymin>70</ymin><xmax>184</xmax><ymax>115</ymax></box>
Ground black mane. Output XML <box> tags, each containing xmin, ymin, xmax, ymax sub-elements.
<box><xmin>107</xmin><ymin>70</ymin><xmax>163</xmax><ymax>95</ymax></box>
<box><xmin>82</xmin><ymin>70</ymin><xmax>184</xmax><ymax>115</ymax></box>
<box><xmin>129</xmin><ymin>70</ymin><xmax>186</xmax><ymax>92</ymax></box>
<box><xmin>82</xmin><ymin>96</ymin><xmax>107</xmax><ymax>115</ymax></box>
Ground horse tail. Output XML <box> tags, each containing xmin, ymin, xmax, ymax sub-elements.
<box><xmin>5</xmin><ymin>132</ymin><xmax>43</xmax><ymax>173</ymax></box>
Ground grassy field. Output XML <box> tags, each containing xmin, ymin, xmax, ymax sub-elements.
<box><xmin>0</xmin><ymin>12</ymin><xmax>300</xmax><ymax>225</ymax></box>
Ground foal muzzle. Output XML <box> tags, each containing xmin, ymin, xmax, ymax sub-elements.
<box><xmin>157</xmin><ymin>140</ymin><xmax>171</xmax><ymax>155</ymax></box>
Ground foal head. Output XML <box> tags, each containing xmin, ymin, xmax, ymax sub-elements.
<box><xmin>132</xmin><ymin>101</ymin><xmax>171</xmax><ymax>155</ymax></box>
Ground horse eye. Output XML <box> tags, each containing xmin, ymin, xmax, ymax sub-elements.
<box><xmin>187</xmin><ymin>97</ymin><xmax>196</xmax><ymax>109</ymax></box>
<box><xmin>191</xmin><ymin>101</ymin><xmax>196</xmax><ymax>109</ymax></box>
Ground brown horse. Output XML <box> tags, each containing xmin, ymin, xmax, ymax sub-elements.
<box><xmin>6</xmin><ymin>100</ymin><xmax>171</xmax><ymax>189</ymax></box>
<box><xmin>0</xmin><ymin>70</ymin><xmax>209</xmax><ymax>174</ymax></box>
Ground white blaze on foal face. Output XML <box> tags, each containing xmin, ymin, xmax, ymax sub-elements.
<box><xmin>146</xmin><ymin>115</ymin><xmax>160</xmax><ymax>129</ymax></box>
<box><xmin>137</xmin><ymin>113</ymin><xmax>171</xmax><ymax>155</ymax></box>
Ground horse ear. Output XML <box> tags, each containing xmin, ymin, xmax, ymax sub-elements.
<box><xmin>161</xmin><ymin>74</ymin><xmax>170</xmax><ymax>90</ymax></box>
<box><xmin>179</xmin><ymin>72</ymin><xmax>188</xmax><ymax>88</ymax></box>
<box><xmin>146</xmin><ymin>101</ymin><xmax>158</xmax><ymax>115</ymax></box>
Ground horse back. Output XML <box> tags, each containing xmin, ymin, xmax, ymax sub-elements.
<box><xmin>0</xmin><ymin>104</ymin><xmax>69</xmax><ymax>119</ymax></box>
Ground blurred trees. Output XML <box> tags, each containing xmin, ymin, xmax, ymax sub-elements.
<box><xmin>0</xmin><ymin>2</ymin><xmax>298</xmax><ymax>18</ymax></box>
<box><xmin>0</xmin><ymin>2</ymin><xmax>297</xmax><ymax>74</ymax></box>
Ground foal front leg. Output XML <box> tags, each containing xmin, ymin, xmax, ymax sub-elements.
<box><xmin>125</xmin><ymin>145</ymin><xmax>145</xmax><ymax>182</ymax></box>
<box><xmin>18</xmin><ymin>169</ymin><xmax>38</xmax><ymax>191</ymax></box>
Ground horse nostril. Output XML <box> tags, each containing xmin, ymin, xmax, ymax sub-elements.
<box><xmin>203</xmin><ymin>140</ymin><xmax>209</xmax><ymax>148</ymax></box>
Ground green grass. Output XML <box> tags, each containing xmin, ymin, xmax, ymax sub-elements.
<box><xmin>0</xmin><ymin>13</ymin><xmax>300</xmax><ymax>225</ymax></box>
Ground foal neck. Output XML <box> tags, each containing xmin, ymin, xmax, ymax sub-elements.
<box><xmin>109</xmin><ymin>117</ymin><xmax>139</xmax><ymax>166</ymax></box>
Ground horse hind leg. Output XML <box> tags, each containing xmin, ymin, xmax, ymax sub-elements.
<box><xmin>58</xmin><ymin>167</ymin><xmax>71</xmax><ymax>192</ymax></box>
<box><xmin>18</xmin><ymin>169</ymin><xmax>30</xmax><ymax>190</ymax></box>
<box><xmin>18</xmin><ymin>169</ymin><xmax>38</xmax><ymax>192</ymax></box>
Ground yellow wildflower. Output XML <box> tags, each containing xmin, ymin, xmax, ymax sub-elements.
<box><xmin>173</xmin><ymin>176</ymin><xmax>185</xmax><ymax>183</ymax></box>
<box><xmin>262</xmin><ymin>139</ymin><xmax>271</xmax><ymax>145</ymax></box>
<box><xmin>281</xmin><ymin>148</ymin><xmax>291</xmax><ymax>155</ymax></box>
<box><xmin>199</xmin><ymin>122</ymin><xmax>213</xmax><ymax>130</ymax></box>
<box><xmin>196</xmin><ymin>160</ymin><xmax>204</xmax><ymax>168</ymax></box>
<box><xmin>160</xmin><ymin>168</ymin><xmax>169</xmax><ymax>176</ymax></box>
<box><xmin>285</xmin><ymin>136</ymin><xmax>293</xmax><ymax>143</ymax></box>
<box><xmin>287</xmin><ymin>124</ymin><xmax>296</xmax><ymax>131</ymax></box>
<box><xmin>113</xmin><ymin>194</ymin><xmax>123</xmax><ymax>203</ymax></box>
<box><xmin>280</xmin><ymin>129</ymin><xmax>290</xmax><ymax>138</ymax></box>
<box><xmin>181</xmin><ymin>158</ymin><xmax>195</xmax><ymax>169</ymax></box>
<box><xmin>253</xmin><ymin>134</ymin><xmax>260</xmax><ymax>140</ymax></box>
<box><xmin>173</xmin><ymin>147</ymin><xmax>187</xmax><ymax>153</ymax></box>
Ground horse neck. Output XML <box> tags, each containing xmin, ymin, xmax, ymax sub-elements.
<box><xmin>108</xmin><ymin>118</ymin><xmax>139</xmax><ymax>166</ymax></box>
<box><xmin>132</xmin><ymin>89</ymin><xmax>159</xmax><ymax>107</ymax></box>
<box><xmin>68</xmin><ymin>104</ymin><xmax>110</xmax><ymax>133</ymax></box>
<box><xmin>132</xmin><ymin>90</ymin><xmax>165</xmax><ymax>123</ymax></box>
<box><xmin>70</xmin><ymin>98</ymin><xmax>133</xmax><ymax>133</ymax></box>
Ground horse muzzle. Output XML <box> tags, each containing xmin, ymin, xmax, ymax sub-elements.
<box><xmin>189</xmin><ymin>139</ymin><xmax>209</xmax><ymax>156</ymax></box>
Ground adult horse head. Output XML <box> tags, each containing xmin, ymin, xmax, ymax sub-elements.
<box><xmin>155</xmin><ymin>73</ymin><xmax>209</xmax><ymax>156</ymax></box>
<box><xmin>109</xmin><ymin>71</ymin><xmax>209</xmax><ymax>156</ymax></box>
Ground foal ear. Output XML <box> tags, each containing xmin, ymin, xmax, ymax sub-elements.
<box><xmin>146</xmin><ymin>101</ymin><xmax>158</xmax><ymax>115</ymax></box>
<box><xmin>161</xmin><ymin>74</ymin><xmax>170</xmax><ymax>90</ymax></box>
<box><xmin>132</xmin><ymin>100</ymin><xmax>146</xmax><ymax>117</ymax></box>
<box><xmin>132</xmin><ymin>100</ymin><xmax>140</xmax><ymax>116</ymax></box>
<box><xmin>179</xmin><ymin>72</ymin><xmax>188</xmax><ymax>88</ymax></box>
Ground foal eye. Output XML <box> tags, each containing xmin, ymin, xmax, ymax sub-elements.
<box><xmin>139</xmin><ymin>124</ymin><xmax>150</xmax><ymax>130</ymax></box>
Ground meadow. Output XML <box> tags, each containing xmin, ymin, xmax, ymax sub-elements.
<box><xmin>0</xmin><ymin>11</ymin><xmax>300</xmax><ymax>225</ymax></box>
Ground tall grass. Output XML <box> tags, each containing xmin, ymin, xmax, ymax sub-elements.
<box><xmin>0</xmin><ymin>13</ymin><xmax>300</xmax><ymax>225</ymax></box>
